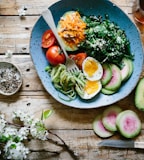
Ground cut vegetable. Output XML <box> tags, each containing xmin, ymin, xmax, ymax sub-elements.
<box><xmin>127</xmin><ymin>58</ymin><xmax>133</xmax><ymax>79</ymax></box>
<box><xmin>116</xmin><ymin>110</ymin><xmax>141</xmax><ymax>138</ymax></box>
<box><xmin>101</xmin><ymin>88</ymin><xmax>116</xmax><ymax>95</ymax></box>
<box><xmin>105</xmin><ymin>64</ymin><xmax>122</xmax><ymax>91</ymax></box>
<box><xmin>120</xmin><ymin>58</ymin><xmax>133</xmax><ymax>82</ymax></box>
<box><xmin>93</xmin><ymin>115</ymin><xmax>114</xmax><ymax>138</ymax></box>
<box><xmin>135</xmin><ymin>78</ymin><xmax>144</xmax><ymax>111</ymax></box>
<box><xmin>120</xmin><ymin>58</ymin><xmax>130</xmax><ymax>81</ymax></box>
<box><xmin>101</xmin><ymin>63</ymin><xmax>112</xmax><ymax>86</ymax></box>
<box><xmin>102</xmin><ymin>105</ymin><xmax>122</xmax><ymax>132</ymax></box>
<box><xmin>57</xmin><ymin>11</ymin><xmax>86</xmax><ymax>51</ymax></box>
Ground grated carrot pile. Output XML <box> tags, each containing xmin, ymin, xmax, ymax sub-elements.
<box><xmin>58</xmin><ymin>11</ymin><xmax>86</xmax><ymax>49</ymax></box>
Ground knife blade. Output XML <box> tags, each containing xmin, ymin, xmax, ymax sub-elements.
<box><xmin>98</xmin><ymin>140</ymin><xmax>144</xmax><ymax>149</ymax></box>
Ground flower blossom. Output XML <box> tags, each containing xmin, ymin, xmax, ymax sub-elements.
<box><xmin>13</xmin><ymin>110</ymin><xmax>48</xmax><ymax>140</ymax></box>
<box><xmin>18</xmin><ymin>6</ymin><xmax>26</xmax><ymax>17</ymax></box>
<box><xmin>18</xmin><ymin>127</ymin><xmax>29</xmax><ymax>141</ymax></box>
<box><xmin>5</xmin><ymin>50</ymin><xmax>13</xmax><ymax>58</ymax></box>
<box><xmin>13</xmin><ymin>110</ymin><xmax>34</xmax><ymax>127</ymax></box>
<box><xmin>0</xmin><ymin>114</ymin><xmax>7</xmax><ymax>134</ymax></box>
<box><xmin>30</xmin><ymin>119</ymin><xmax>48</xmax><ymax>140</ymax></box>
<box><xmin>4</xmin><ymin>141</ymin><xmax>29</xmax><ymax>160</ymax></box>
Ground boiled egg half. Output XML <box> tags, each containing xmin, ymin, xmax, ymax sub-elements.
<box><xmin>82</xmin><ymin>57</ymin><xmax>103</xmax><ymax>81</ymax></box>
<box><xmin>80</xmin><ymin>80</ymin><xmax>102</xmax><ymax>99</ymax></box>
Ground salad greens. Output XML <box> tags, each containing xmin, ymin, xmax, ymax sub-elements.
<box><xmin>79</xmin><ymin>14</ymin><xmax>134</xmax><ymax>67</ymax></box>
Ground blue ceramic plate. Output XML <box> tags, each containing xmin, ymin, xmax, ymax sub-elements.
<box><xmin>30</xmin><ymin>0</ymin><xmax>143</xmax><ymax>109</ymax></box>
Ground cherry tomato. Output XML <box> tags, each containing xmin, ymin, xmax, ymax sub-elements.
<box><xmin>46</xmin><ymin>45</ymin><xmax>66</xmax><ymax>65</ymax></box>
<box><xmin>41</xmin><ymin>30</ymin><xmax>56</xmax><ymax>48</ymax></box>
<box><xmin>69</xmin><ymin>53</ymin><xmax>87</xmax><ymax>69</ymax></box>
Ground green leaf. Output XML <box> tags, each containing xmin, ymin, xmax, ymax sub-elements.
<box><xmin>41</xmin><ymin>110</ymin><xmax>53</xmax><ymax>120</ymax></box>
<box><xmin>10</xmin><ymin>144</ymin><xmax>16</xmax><ymax>149</ymax></box>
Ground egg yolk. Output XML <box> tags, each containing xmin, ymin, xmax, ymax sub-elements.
<box><xmin>84</xmin><ymin>59</ymin><xmax>98</xmax><ymax>77</ymax></box>
<box><xmin>84</xmin><ymin>80</ymin><xmax>100</xmax><ymax>95</ymax></box>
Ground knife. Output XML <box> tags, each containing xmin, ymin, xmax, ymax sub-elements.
<box><xmin>98</xmin><ymin>140</ymin><xmax>144</xmax><ymax>149</ymax></box>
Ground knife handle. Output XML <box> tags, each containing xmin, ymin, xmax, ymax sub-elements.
<box><xmin>135</xmin><ymin>142</ymin><xmax>144</xmax><ymax>149</ymax></box>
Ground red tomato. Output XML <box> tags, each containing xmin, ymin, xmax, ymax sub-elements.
<box><xmin>46</xmin><ymin>45</ymin><xmax>66</xmax><ymax>65</ymax></box>
<box><xmin>69</xmin><ymin>53</ymin><xmax>87</xmax><ymax>69</ymax></box>
<box><xmin>41</xmin><ymin>30</ymin><xmax>56</xmax><ymax>48</ymax></box>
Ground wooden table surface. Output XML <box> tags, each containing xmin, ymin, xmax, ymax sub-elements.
<box><xmin>0</xmin><ymin>0</ymin><xmax>144</xmax><ymax>159</ymax></box>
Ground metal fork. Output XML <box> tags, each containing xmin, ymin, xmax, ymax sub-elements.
<box><xmin>42</xmin><ymin>9</ymin><xmax>79</xmax><ymax>73</ymax></box>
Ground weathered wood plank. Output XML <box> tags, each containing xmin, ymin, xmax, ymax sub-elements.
<box><xmin>0</xmin><ymin>92</ymin><xmax>144</xmax><ymax>130</ymax></box>
<box><xmin>26</xmin><ymin>130</ymin><xmax>144</xmax><ymax>160</ymax></box>
<box><xmin>0</xmin><ymin>0</ymin><xmax>134</xmax><ymax>15</ymax></box>
<box><xmin>0</xmin><ymin>16</ymin><xmax>38</xmax><ymax>53</ymax></box>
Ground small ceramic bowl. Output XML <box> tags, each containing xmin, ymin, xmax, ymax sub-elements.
<box><xmin>0</xmin><ymin>62</ymin><xmax>22</xmax><ymax>96</ymax></box>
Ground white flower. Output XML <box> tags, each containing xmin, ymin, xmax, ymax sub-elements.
<box><xmin>4</xmin><ymin>141</ymin><xmax>29</xmax><ymax>160</ymax></box>
<box><xmin>5</xmin><ymin>50</ymin><xmax>13</xmax><ymax>58</ymax></box>
<box><xmin>0</xmin><ymin>114</ymin><xmax>7</xmax><ymax>134</ymax></box>
<box><xmin>30</xmin><ymin>119</ymin><xmax>48</xmax><ymax>140</ymax></box>
<box><xmin>3</xmin><ymin>126</ymin><xmax>18</xmax><ymax>138</ymax></box>
<box><xmin>18</xmin><ymin>127</ymin><xmax>29</xmax><ymax>141</ymax></box>
<box><xmin>18</xmin><ymin>6</ymin><xmax>26</xmax><ymax>17</ymax></box>
<box><xmin>13</xmin><ymin>110</ymin><xmax>34</xmax><ymax>127</ymax></box>
<box><xmin>13</xmin><ymin>110</ymin><xmax>48</xmax><ymax>140</ymax></box>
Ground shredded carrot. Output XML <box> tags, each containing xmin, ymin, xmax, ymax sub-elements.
<box><xmin>58</xmin><ymin>11</ymin><xmax>86</xmax><ymax>49</ymax></box>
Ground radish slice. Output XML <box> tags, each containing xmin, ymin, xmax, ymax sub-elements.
<box><xmin>116</xmin><ymin>110</ymin><xmax>141</xmax><ymax>138</ymax></box>
<box><xmin>102</xmin><ymin>105</ymin><xmax>122</xmax><ymax>132</ymax></box>
<box><xmin>105</xmin><ymin>64</ymin><xmax>122</xmax><ymax>91</ymax></box>
<box><xmin>93</xmin><ymin>115</ymin><xmax>114</xmax><ymax>138</ymax></box>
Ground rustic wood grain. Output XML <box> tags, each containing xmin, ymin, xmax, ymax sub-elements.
<box><xmin>0</xmin><ymin>0</ymin><xmax>144</xmax><ymax>159</ymax></box>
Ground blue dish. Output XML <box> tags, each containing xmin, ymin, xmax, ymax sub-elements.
<box><xmin>30</xmin><ymin>0</ymin><xmax>143</xmax><ymax>109</ymax></box>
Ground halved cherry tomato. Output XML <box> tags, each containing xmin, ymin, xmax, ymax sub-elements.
<box><xmin>69</xmin><ymin>53</ymin><xmax>87</xmax><ymax>69</ymax></box>
<box><xmin>41</xmin><ymin>30</ymin><xmax>56</xmax><ymax>48</ymax></box>
<box><xmin>46</xmin><ymin>45</ymin><xmax>66</xmax><ymax>66</ymax></box>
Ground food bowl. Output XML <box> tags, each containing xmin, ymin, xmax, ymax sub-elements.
<box><xmin>30</xmin><ymin>0</ymin><xmax>143</xmax><ymax>109</ymax></box>
<box><xmin>0</xmin><ymin>62</ymin><xmax>22</xmax><ymax>96</ymax></box>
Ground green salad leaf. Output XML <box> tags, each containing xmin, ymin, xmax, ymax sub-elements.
<box><xmin>79</xmin><ymin>14</ymin><xmax>134</xmax><ymax>67</ymax></box>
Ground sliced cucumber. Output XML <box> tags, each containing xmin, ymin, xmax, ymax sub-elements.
<box><xmin>101</xmin><ymin>88</ymin><xmax>116</xmax><ymax>95</ymax></box>
<box><xmin>105</xmin><ymin>64</ymin><xmax>122</xmax><ymax>91</ymax></box>
<box><xmin>135</xmin><ymin>78</ymin><xmax>144</xmax><ymax>111</ymax></box>
<box><xmin>93</xmin><ymin>114</ymin><xmax>114</xmax><ymax>138</ymax></box>
<box><xmin>102</xmin><ymin>105</ymin><xmax>122</xmax><ymax>132</ymax></box>
<box><xmin>101</xmin><ymin>63</ymin><xmax>112</xmax><ymax>86</ymax></box>
<box><xmin>116</xmin><ymin>110</ymin><xmax>141</xmax><ymax>138</ymax></box>
<box><xmin>120</xmin><ymin>58</ymin><xmax>133</xmax><ymax>82</ymax></box>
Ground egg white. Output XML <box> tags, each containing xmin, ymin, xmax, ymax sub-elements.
<box><xmin>82</xmin><ymin>57</ymin><xmax>103</xmax><ymax>81</ymax></box>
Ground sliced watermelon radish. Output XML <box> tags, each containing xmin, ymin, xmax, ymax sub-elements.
<box><xmin>101</xmin><ymin>87</ymin><xmax>116</xmax><ymax>95</ymax></box>
<box><xmin>105</xmin><ymin>64</ymin><xmax>122</xmax><ymax>91</ymax></box>
<box><xmin>93</xmin><ymin>114</ymin><xmax>114</xmax><ymax>138</ymax></box>
<box><xmin>102</xmin><ymin>105</ymin><xmax>122</xmax><ymax>132</ymax></box>
<box><xmin>120</xmin><ymin>58</ymin><xmax>130</xmax><ymax>82</ymax></box>
<box><xmin>101</xmin><ymin>63</ymin><xmax>112</xmax><ymax>86</ymax></box>
<box><xmin>120</xmin><ymin>58</ymin><xmax>133</xmax><ymax>82</ymax></box>
<box><xmin>127</xmin><ymin>58</ymin><xmax>133</xmax><ymax>79</ymax></box>
<box><xmin>116</xmin><ymin>110</ymin><xmax>141</xmax><ymax>138</ymax></box>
